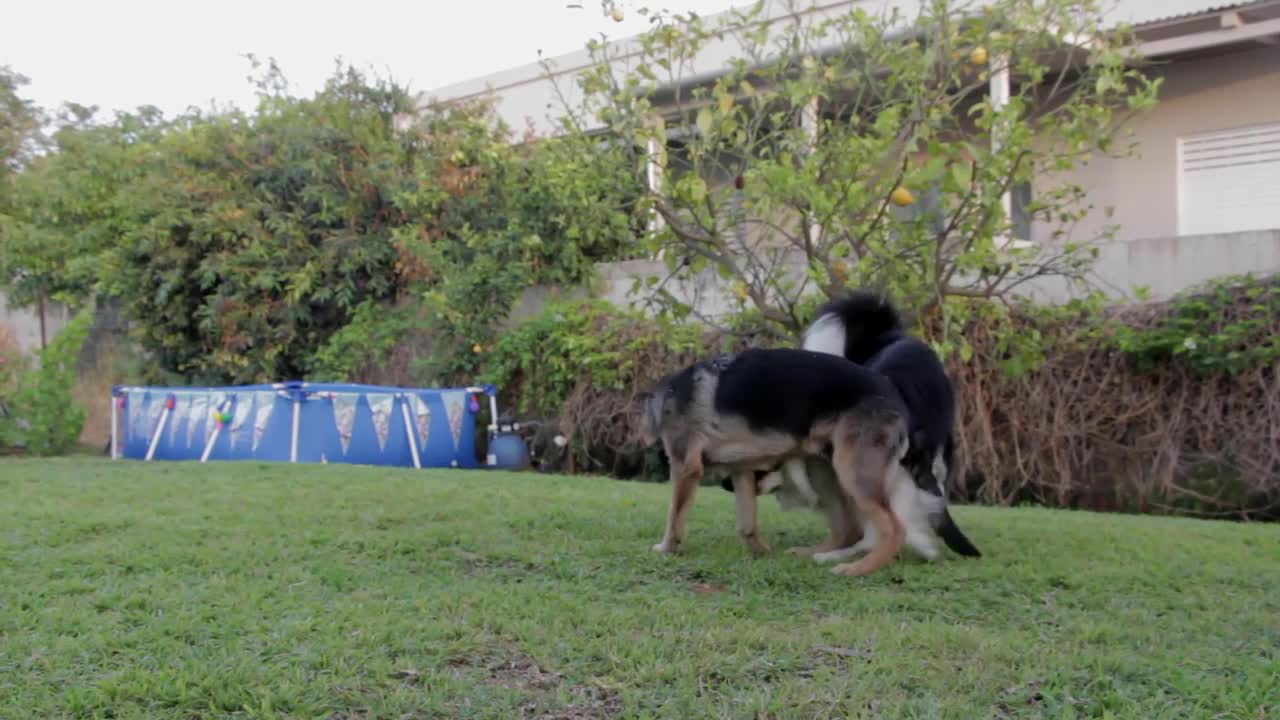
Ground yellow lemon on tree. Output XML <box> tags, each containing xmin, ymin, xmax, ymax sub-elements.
<box><xmin>732</xmin><ymin>282</ymin><xmax>750</xmax><ymax>302</ymax></box>
<box><xmin>969</xmin><ymin>46</ymin><xmax>988</xmax><ymax>66</ymax></box>
<box><xmin>610</xmin><ymin>6</ymin><xmax>624</xmax><ymax>22</ymax></box>
<box><xmin>890</xmin><ymin>186</ymin><xmax>915</xmax><ymax>207</ymax></box>
<box><xmin>830</xmin><ymin>258</ymin><xmax>849</xmax><ymax>284</ymax></box>
<box><xmin>472</xmin><ymin>343</ymin><xmax>483</xmax><ymax>354</ymax></box>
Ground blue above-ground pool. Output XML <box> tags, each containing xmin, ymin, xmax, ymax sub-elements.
<box><xmin>110</xmin><ymin>381</ymin><xmax>499</xmax><ymax>468</ymax></box>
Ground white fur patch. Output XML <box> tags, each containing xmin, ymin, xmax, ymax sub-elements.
<box><xmin>758</xmin><ymin>471</ymin><xmax>784</xmax><ymax>494</ymax></box>
<box><xmin>801</xmin><ymin>313</ymin><xmax>846</xmax><ymax>357</ymax></box>
<box><xmin>931</xmin><ymin>448</ymin><xmax>948</xmax><ymax>496</ymax></box>
<box><xmin>780</xmin><ymin>457</ymin><xmax>819</xmax><ymax>507</ymax></box>
<box><xmin>769</xmin><ymin>458</ymin><xmax>822</xmax><ymax>511</ymax></box>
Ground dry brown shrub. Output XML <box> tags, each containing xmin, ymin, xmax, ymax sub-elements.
<box><xmin>70</xmin><ymin>341</ymin><xmax>123</xmax><ymax>449</ymax></box>
<box><xmin>948</xmin><ymin>285</ymin><xmax>1280</xmax><ymax>520</ymax></box>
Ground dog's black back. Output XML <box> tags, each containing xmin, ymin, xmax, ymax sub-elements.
<box><xmin>713</xmin><ymin>348</ymin><xmax>906</xmax><ymax>439</ymax></box>
<box><xmin>864</xmin><ymin>335</ymin><xmax>956</xmax><ymax>469</ymax></box>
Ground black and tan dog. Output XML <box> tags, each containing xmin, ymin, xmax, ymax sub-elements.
<box><xmin>638</xmin><ymin>347</ymin><xmax>917</xmax><ymax>578</ymax></box>
<box><xmin>731</xmin><ymin>291</ymin><xmax>982</xmax><ymax>563</ymax></box>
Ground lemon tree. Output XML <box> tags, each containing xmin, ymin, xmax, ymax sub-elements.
<box><xmin>556</xmin><ymin>0</ymin><xmax>1160</xmax><ymax>343</ymax></box>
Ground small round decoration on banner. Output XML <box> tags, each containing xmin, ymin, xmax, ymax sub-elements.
<box><xmin>469</xmin><ymin>395</ymin><xmax>480</xmax><ymax>414</ymax></box>
<box><xmin>164</xmin><ymin>394</ymin><xmax>176</xmax><ymax>410</ymax></box>
<box><xmin>116</xmin><ymin>395</ymin><xmax>127</xmax><ymax>409</ymax></box>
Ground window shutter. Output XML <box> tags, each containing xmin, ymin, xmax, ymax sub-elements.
<box><xmin>1178</xmin><ymin>122</ymin><xmax>1280</xmax><ymax>236</ymax></box>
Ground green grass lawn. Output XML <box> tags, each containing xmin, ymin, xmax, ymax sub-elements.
<box><xmin>2</xmin><ymin>459</ymin><xmax>1277</xmax><ymax>720</ymax></box>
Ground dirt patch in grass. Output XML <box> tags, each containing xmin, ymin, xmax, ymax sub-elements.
<box><xmin>449</xmin><ymin>547</ymin><xmax>543</xmax><ymax>580</ymax></box>
<box><xmin>994</xmin><ymin>679</ymin><xmax>1047</xmax><ymax>717</ymax></box>
<box><xmin>445</xmin><ymin>645</ymin><xmax>621</xmax><ymax>719</ymax></box>
<box><xmin>797</xmin><ymin>643</ymin><xmax>876</xmax><ymax>678</ymax></box>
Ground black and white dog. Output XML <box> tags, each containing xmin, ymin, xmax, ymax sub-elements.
<box><xmin>724</xmin><ymin>290</ymin><xmax>982</xmax><ymax>562</ymax></box>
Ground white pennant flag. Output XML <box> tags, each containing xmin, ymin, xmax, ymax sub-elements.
<box><xmin>366</xmin><ymin>393</ymin><xmax>395</xmax><ymax>451</ymax></box>
<box><xmin>168</xmin><ymin>394</ymin><xmax>188</xmax><ymax>446</ymax></box>
<box><xmin>442</xmin><ymin>390</ymin><xmax>467</xmax><ymax>450</ymax></box>
<box><xmin>332</xmin><ymin>393</ymin><xmax>358</xmax><ymax>454</ymax></box>
<box><xmin>144</xmin><ymin>396</ymin><xmax>164</xmax><ymax>440</ymax></box>
<box><xmin>128</xmin><ymin>391</ymin><xmax>146</xmax><ymax>442</ymax></box>
<box><xmin>186</xmin><ymin>394</ymin><xmax>208</xmax><ymax>448</ymax></box>
<box><xmin>251</xmin><ymin>391</ymin><xmax>275</xmax><ymax>452</ymax></box>
<box><xmin>228</xmin><ymin>396</ymin><xmax>253</xmax><ymax>450</ymax></box>
<box><xmin>412</xmin><ymin>394</ymin><xmax>432</xmax><ymax>447</ymax></box>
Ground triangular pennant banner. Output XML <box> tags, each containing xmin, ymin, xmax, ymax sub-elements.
<box><xmin>144</xmin><ymin>396</ymin><xmax>164</xmax><ymax>441</ymax></box>
<box><xmin>228</xmin><ymin>396</ymin><xmax>252</xmax><ymax>450</ymax></box>
<box><xmin>168</xmin><ymin>394</ymin><xmax>188</xmax><ymax>446</ymax></box>
<box><xmin>251</xmin><ymin>391</ymin><xmax>275</xmax><ymax>452</ymax></box>
<box><xmin>366</xmin><ymin>393</ymin><xmax>395</xmax><ymax>451</ymax></box>
<box><xmin>128</xmin><ymin>392</ymin><xmax>146</xmax><ymax>442</ymax></box>
<box><xmin>186</xmin><ymin>394</ymin><xmax>208</xmax><ymax>448</ymax></box>
<box><xmin>332</xmin><ymin>393</ymin><xmax>358</xmax><ymax>455</ymax></box>
<box><xmin>412</xmin><ymin>394</ymin><xmax>432</xmax><ymax>447</ymax></box>
<box><xmin>442</xmin><ymin>391</ymin><xmax>467</xmax><ymax>450</ymax></box>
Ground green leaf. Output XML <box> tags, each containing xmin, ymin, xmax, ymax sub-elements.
<box><xmin>696</xmin><ymin>107</ymin><xmax>714</xmax><ymax>138</ymax></box>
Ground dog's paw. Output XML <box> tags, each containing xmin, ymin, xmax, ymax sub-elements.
<box><xmin>652</xmin><ymin>541</ymin><xmax>678</xmax><ymax>554</ymax></box>
<box><xmin>831</xmin><ymin>561</ymin><xmax>871</xmax><ymax>578</ymax></box>
<box><xmin>812</xmin><ymin>546</ymin><xmax>861</xmax><ymax>564</ymax></box>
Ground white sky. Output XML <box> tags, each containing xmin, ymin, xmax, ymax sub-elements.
<box><xmin>4</xmin><ymin>0</ymin><xmax>740</xmax><ymax>120</ymax></box>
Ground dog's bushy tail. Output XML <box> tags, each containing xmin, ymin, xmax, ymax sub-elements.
<box><xmin>804</xmin><ymin>290</ymin><xmax>904</xmax><ymax>363</ymax></box>
<box><xmin>934</xmin><ymin>436</ymin><xmax>981</xmax><ymax>557</ymax></box>
<box><xmin>934</xmin><ymin>508</ymin><xmax>982</xmax><ymax>557</ymax></box>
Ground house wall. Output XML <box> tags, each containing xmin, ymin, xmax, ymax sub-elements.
<box><xmin>1018</xmin><ymin>228</ymin><xmax>1280</xmax><ymax>304</ymax></box>
<box><xmin>1034</xmin><ymin>43</ymin><xmax>1280</xmax><ymax>246</ymax></box>
<box><xmin>421</xmin><ymin>0</ymin><xmax>925</xmax><ymax>137</ymax></box>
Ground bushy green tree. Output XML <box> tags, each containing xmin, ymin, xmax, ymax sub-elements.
<box><xmin>1</xmin><ymin>62</ymin><xmax>421</xmax><ymax>383</ymax></box>
<box><xmin>387</xmin><ymin>100</ymin><xmax>645</xmax><ymax>381</ymax></box>
<box><xmin>2</xmin><ymin>60</ymin><xmax>644</xmax><ymax>386</ymax></box>
<box><xmin>0</xmin><ymin>66</ymin><xmax>45</xmax><ymax>180</ymax></box>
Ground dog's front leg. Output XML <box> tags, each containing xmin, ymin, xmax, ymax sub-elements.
<box><xmin>732</xmin><ymin>469</ymin><xmax>770</xmax><ymax>555</ymax></box>
<box><xmin>653</xmin><ymin>439</ymin><xmax>705</xmax><ymax>554</ymax></box>
<box><xmin>653</xmin><ymin>468</ymin><xmax>701</xmax><ymax>554</ymax></box>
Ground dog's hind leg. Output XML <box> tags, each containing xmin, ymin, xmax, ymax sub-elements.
<box><xmin>653</xmin><ymin>435</ymin><xmax>706</xmax><ymax>554</ymax></box>
<box><xmin>828</xmin><ymin>410</ymin><xmax>907</xmax><ymax>578</ymax></box>
<box><xmin>816</xmin><ymin>479</ymin><xmax>942</xmax><ymax>563</ymax></box>
<box><xmin>732</xmin><ymin>469</ymin><xmax>771</xmax><ymax>555</ymax></box>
